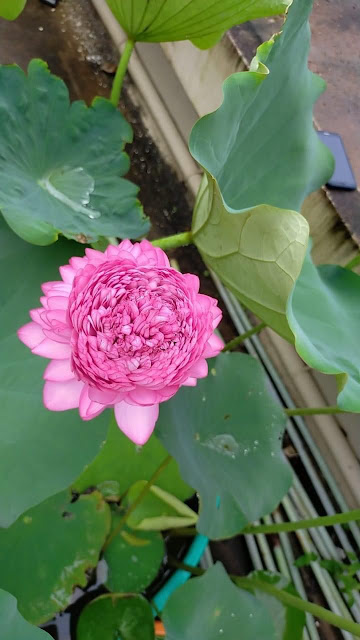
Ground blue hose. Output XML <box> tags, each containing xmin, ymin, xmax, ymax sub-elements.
<box><xmin>152</xmin><ymin>534</ymin><xmax>208</xmax><ymax>613</ymax></box>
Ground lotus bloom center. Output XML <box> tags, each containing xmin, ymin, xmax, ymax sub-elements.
<box><xmin>18</xmin><ymin>240</ymin><xmax>223</xmax><ymax>444</ymax></box>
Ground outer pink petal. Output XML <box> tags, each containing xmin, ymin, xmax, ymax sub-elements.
<box><xmin>118</xmin><ymin>239</ymin><xmax>133</xmax><ymax>253</ymax></box>
<box><xmin>32</xmin><ymin>338</ymin><xmax>72</xmax><ymax>360</ymax></box>
<box><xmin>211</xmin><ymin>306</ymin><xmax>222</xmax><ymax>329</ymax></box>
<box><xmin>44</xmin><ymin>358</ymin><xmax>75</xmax><ymax>382</ymax></box>
<box><xmin>85</xmin><ymin>248</ymin><xmax>107</xmax><ymax>265</ymax></box>
<box><xmin>79</xmin><ymin>386</ymin><xmax>106</xmax><ymax>420</ymax></box>
<box><xmin>138</xmin><ymin>239</ymin><xmax>170</xmax><ymax>268</ymax></box>
<box><xmin>183</xmin><ymin>273</ymin><xmax>200</xmax><ymax>293</ymax></box>
<box><xmin>182</xmin><ymin>377</ymin><xmax>197</xmax><ymax>387</ymax></box>
<box><xmin>42</xmin><ymin>281</ymin><xmax>72</xmax><ymax>296</ymax></box>
<box><xmin>29</xmin><ymin>308</ymin><xmax>48</xmax><ymax>328</ymax></box>
<box><xmin>114</xmin><ymin>401</ymin><xmax>159</xmax><ymax>445</ymax></box>
<box><xmin>43</xmin><ymin>379</ymin><xmax>84</xmax><ymax>411</ymax></box>
<box><xmin>47</xmin><ymin>296</ymin><xmax>69</xmax><ymax>310</ymax></box>
<box><xmin>59</xmin><ymin>265</ymin><xmax>76</xmax><ymax>284</ymax></box>
<box><xmin>187</xmin><ymin>358</ymin><xmax>208</xmax><ymax>379</ymax></box>
<box><xmin>18</xmin><ymin>322</ymin><xmax>44</xmax><ymax>349</ymax></box>
<box><xmin>127</xmin><ymin>387</ymin><xmax>160</xmax><ymax>406</ymax></box>
<box><xmin>88</xmin><ymin>386</ymin><xmax>124</xmax><ymax>404</ymax></box>
<box><xmin>203</xmin><ymin>333</ymin><xmax>224</xmax><ymax>358</ymax></box>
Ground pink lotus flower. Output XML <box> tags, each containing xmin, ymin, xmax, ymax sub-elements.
<box><xmin>18</xmin><ymin>240</ymin><xmax>223</xmax><ymax>444</ymax></box>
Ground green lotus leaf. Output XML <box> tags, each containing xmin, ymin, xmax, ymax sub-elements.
<box><xmin>77</xmin><ymin>594</ymin><xmax>154</xmax><ymax>640</ymax></box>
<box><xmin>0</xmin><ymin>0</ymin><xmax>26</xmax><ymax>20</ymax></box>
<box><xmin>156</xmin><ymin>353</ymin><xmax>292</xmax><ymax>539</ymax></box>
<box><xmin>193</xmin><ymin>174</ymin><xmax>309</xmax><ymax>341</ymax></box>
<box><xmin>73</xmin><ymin>415</ymin><xmax>193</xmax><ymax>502</ymax></box>
<box><xmin>0</xmin><ymin>490</ymin><xmax>110</xmax><ymax>625</ymax></box>
<box><xmin>104</xmin><ymin>516</ymin><xmax>164</xmax><ymax>593</ymax></box>
<box><xmin>106</xmin><ymin>0</ymin><xmax>289</xmax><ymax>49</ymax></box>
<box><xmin>0</xmin><ymin>59</ymin><xmax>149</xmax><ymax>245</ymax></box>
<box><xmin>0</xmin><ymin>589</ymin><xmax>50</xmax><ymax>640</ymax></box>
<box><xmin>189</xmin><ymin>0</ymin><xmax>334</xmax><ymax>213</ymax></box>
<box><xmin>162</xmin><ymin>563</ymin><xmax>277</xmax><ymax>640</ymax></box>
<box><xmin>287</xmin><ymin>253</ymin><xmax>360</xmax><ymax>412</ymax></box>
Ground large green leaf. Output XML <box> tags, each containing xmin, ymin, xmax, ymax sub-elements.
<box><xmin>104</xmin><ymin>515</ymin><xmax>164</xmax><ymax>593</ymax></box>
<box><xmin>77</xmin><ymin>594</ymin><xmax>154</xmax><ymax>640</ymax></box>
<box><xmin>73</xmin><ymin>415</ymin><xmax>193</xmax><ymax>501</ymax></box>
<box><xmin>193</xmin><ymin>175</ymin><xmax>309</xmax><ymax>341</ymax></box>
<box><xmin>0</xmin><ymin>217</ymin><xmax>109</xmax><ymax>527</ymax></box>
<box><xmin>162</xmin><ymin>563</ymin><xmax>277</xmax><ymax>639</ymax></box>
<box><xmin>106</xmin><ymin>0</ymin><xmax>289</xmax><ymax>49</ymax></box>
<box><xmin>245</xmin><ymin>572</ymin><xmax>305</xmax><ymax>640</ymax></box>
<box><xmin>124</xmin><ymin>481</ymin><xmax>198</xmax><ymax>530</ymax></box>
<box><xmin>287</xmin><ymin>253</ymin><xmax>360</xmax><ymax>412</ymax></box>
<box><xmin>0</xmin><ymin>0</ymin><xmax>26</xmax><ymax>19</ymax></box>
<box><xmin>189</xmin><ymin>0</ymin><xmax>334</xmax><ymax>213</ymax></box>
<box><xmin>0</xmin><ymin>490</ymin><xmax>110</xmax><ymax>625</ymax></box>
<box><xmin>0</xmin><ymin>589</ymin><xmax>50</xmax><ymax>640</ymax></box>
<box><xmin>156</xmin><ymin>353</ymin><xmax>292</xmax><ymax>539</ymax></box>
<box><xmin>0</xmin><ymin>59</ymin><xmax>149</xmax><ymax>245</ymax></box>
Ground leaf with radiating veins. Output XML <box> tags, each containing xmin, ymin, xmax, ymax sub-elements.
<box><xmin>106</xmin><ymin>0</ymin><xmax>289</xmax><ymax>49</ymax></box>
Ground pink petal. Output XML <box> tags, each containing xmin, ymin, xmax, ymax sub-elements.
<box><xmin>183</xmin><ymin>273</ymin><xmax>200</xmax><ymax>293</ymax></box>
<box><xmin>44</xmin><ymin>358</ymin><xmax>75</xmax><ymax>382</ymax></box>
<box><xmin>32</xmin><ymin>338</ymin><xmax>72</xmax><ymax>360</ymax></box>
<box><xmin>43</xmin><ymin>379</ymin><xmax>84</xmax><ymax>411</ymax></box>
<box><xmin>127</xmin><ymin>387</ymin><xmax>160</xmax><ymax>406</ymax></box>
<box><xmin>70</xmin><ymin>256</ymin><xmax>87</xmax><ymax>270</ymax></box>
<box><xmin>29</xmin><ymin>308</ymin><xmax>48</xmax><ymax>328</ymax></box>
<box><xmin>18</xmin><ymin>322</ymin><xmax>45</xmax><ymax>349</ymax></box>
<box><xmin>118</xmin><ymin>239</ymin><xmax>133</xmax><ymax>252</ymax></box>
<box><xmin>88</xmin><ymin>386</ymin><xmax>123</xmax><ymax>404</ymax></box>
<box><xmin>187</xmin><ymin>358</ymin><xmax>208</xmax><ymax>379</ymax></box>
<box><xmin>203</xmin><ymin>333</ymin><xmax>224</xmax><ymax>358</ymax></box>
<box><xmin>79</xmin><ymin>386</ymin><xmax>106</xmax><ymax>420</ymax></box>
<box><xmin>85</xmin><ymin>248</ymin><xmax>106</xmax><ymax>265</ymax></box>
<box><xmin>211</xmin><ymin>306</ymin><xmax>222</xmax><ymax>329</ymax></box>
<box><xmin>47</xmin><ymin>296</ymin><xmax>69</xmax><ymax>311</ymax></box>
<box><xmin>114</xmin><ymin>401</ymin><xmax>159</xmax><ymax>445</ymax></box>
<box><xmin>59</xmin><ymin>265</ymin><xmax>76</xmax><ymax>284</ymax></box>
<box><xmin>42</xmin><ymin>281</ymin><xmax>71</xmax><ymax>296</ymax></box>
<box><xmin>182</xmin><ymin>377</ymin><xmax>197</xmax><ymax>387</ymax></box>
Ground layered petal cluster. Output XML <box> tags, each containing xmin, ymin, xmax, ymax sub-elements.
<box><xmin>18</xmin><ymin>240</ymin><xmax>222</xmax><ymax>444</ymax></box>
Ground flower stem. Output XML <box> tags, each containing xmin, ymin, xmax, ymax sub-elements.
<box><xmin>110</xmin><ymin>39</ymin><xmax>135</xmax><ymax>107</ymax></box>
<box><xmin>242</xmin><ymin>509</ymin><xmax>360</xmax><ymax>535</ymax></box>
<box><xmin>103</xmin><ymin>454</ymin><xmax>172</xmax><ymax>550</ymax></box>
<box><xmin>285</xmin><ymin>405</ymin><xmax>347</xmax><ymax>417</ymax></box>
<box><xmin>222</xmin><ymin>322</ymin><xmax>266</xmax><ymax>352</ymax></box>
<box><xmin>151</xmin><ymin>231</ymin><xmax>193</xmax><ymax>251</ymax></box>
<box><xmin>169</xmin><ymin>561</ymin><xmax>360</xmax><ymax>637</ymax></box>
<box><xmin>345</xmin><ymin>253</ymin><xmax>360</xmax><ymax>271</ymax></box>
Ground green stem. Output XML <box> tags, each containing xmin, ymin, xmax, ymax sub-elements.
<box><xmin>151</xmin><ymin>231</ymin><xmax>193</xmax><ymax>251</ymax></box>
<box><xmin>169</xmin><ymin>561</ymin><xmax>360</xmax><ymax>637</ymax></box>
<box><xmin>222</xmin><ymin>322</ymin><xmax>266</xmax><ymax>352</ymax></box>
<box><xmin>110</xmin><ymin>39</ymin><xmax>135</xmax><ymax>107</ymax></box>
<box><xmin>242</xmin><ymin>509</ymin><xmax>360</xmax><ymax>535</ymax></box>
<box><xmin>345</xmin><ymin>253</ymin><xmax>360</xmax><ymax>271</ymax></box>
<box><xmin>236</xmin><ymin>576</ymin><xmax>360</xmax><ymax>637</ymax></box>
<box><xmin>285</xmin><ymin>405</ymin><xmax>346</xmax><ymax>417</ymax></box>
<box><xmin>103</xmin><ymin>454</ymin><xmax>172</xmax><ymax>550</ymax></box>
